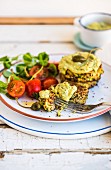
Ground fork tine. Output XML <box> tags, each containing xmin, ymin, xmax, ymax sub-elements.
<box><xmin>55</xmin><ymin>97</ymin><xmax>68</xmax><ymax>105</ymax></box>
<box><xmin>55</xmin><ymin>97</ymin><xmax>107</xmax><ymax>113</ymax></box>
<box><xmin>55</xmin><ymin>99</ymin><xmax>66</xmax><ymax>107</ymax></box>
<box><xmin>55</xmin><ymin>97</ymin><xmax>80</xmax><ymax>106</ymax></box>
<box><xmin>67</xmin><ymin>104</ymin><xmax>96</xmax><ymax>111</ymax></box>
<box><xmin>55</xmin><ymin>98</ymin><xmax>87</xmax><ymax>110</ymax></box>
<box><xmin>55</xmin><ymin>98</ymin><xmax>85</xmax><ymax>112</ymax></box>
<box><xmin>66</xmin><ymin>106</ymin><xmax>89</xmax><ymax>113</ymax></box>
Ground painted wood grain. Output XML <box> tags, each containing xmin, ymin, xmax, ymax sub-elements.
<box><xmin>0</xmin><ymin>151</ymin><xmax>111</xmax><ymax>170</ymax></box>
<box><xmin>0</xmin><ymin>127</ymin><xmax>111</xmax><ymax>150</ymax></box>
<box><xmin>0</xmin><ymin>25</ymin><xmax>77</xmax><ymax>42</ymax></box>
<box><xmin>0</xmin><ymin>42</ymin><xmax>77</xmax><ymax>58</ymax></box>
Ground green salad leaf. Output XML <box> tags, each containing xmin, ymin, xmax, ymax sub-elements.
<box><xmin>3</xmin><ymin>61</ymin><xmax>11</xmax><ymax>69</ymax></box>
<box><xmin>3</xmin><ymin>70</ymin><xmax>12</xmax><ymax>78</ymax></box>
<box><xmin>48</xmin><ymin>63</ymin><xmax>58</xmax><ymax>76</ymax></box>
<box><xmin>11</xmin><ymin>56</ymin><xmax>19</xmax><ymax>61</ymax></box>
<box><xmin>37</xmin><ymin>52</ymin><xmax>49</xmax><ymax>66</ymax></box>
<box><xmin>0</xmin><ymin>81</ymin><xmax>7</xmax><ymax>93</ymax></box>
<box><xmin>16</xmin><ymin>63</ymin><xmax>26</xmax><ymax>72</ymax></box>
<box><xmin>0</xmin><ymin>56</ymin><xmax>9</xmax><ymax>62</ymax></box>
<box><xmin>23</xmin><ymin>53</ymin><xmax>33</xmax><ymax>62</ymax></box>
<box><xmin>0</xmin><ymin>55</ymin><xmax>19</xmax><ymax>69</ymax></box>
<box><xmin>8</xmin><ymin>74</ymin><xmax>20</xmax><ymax>83</ymax></box>
<box><xmin>1</xmin><ymin>52</ymin><xmax>50</xmax><ymax>79</ymax></box>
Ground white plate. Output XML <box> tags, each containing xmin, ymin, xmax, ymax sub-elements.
<box><xmin>0</xmin><ymin>54</ymin><xmax>111</xmax><ymax>122</ymax></box>
<box><xmin>0</xmin><ymin>101</ymin><xmax>111</xmax><ymax>139</ymax></box>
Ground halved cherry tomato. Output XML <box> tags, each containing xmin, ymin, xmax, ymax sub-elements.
<box><xmin>26</xmin><ymin>79</ymin><xmax>42</xmax><ymax>97</ymax></box>
<box><xmin>29</xmin><ymin>65</ymin><xmax>49</xmax><ymax>80</ymax></box>
<box><xmin>42</xmin><ymin>77</ymin><xmax>58</xmax><ymax>89</ymax></box>
<box><xmin>29</xmin><ymin>65</ymin><xmax>43</xmax><ymax>77</ymax></box>
<box><xmin>7</xmin><ymin>80</ymin><xmax>25</xmax><ymax>98</ymax></box>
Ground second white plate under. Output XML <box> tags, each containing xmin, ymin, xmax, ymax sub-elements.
<box><xmin>0</xmin><ymin>101</ymin><xmax>111</xmax><ymax>139</ymax></box>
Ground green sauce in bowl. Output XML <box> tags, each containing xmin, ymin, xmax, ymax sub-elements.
<box><xmin>87</xmin><ymin>22</ymin><xmax>111</xmax><ymax>30</ymax></box>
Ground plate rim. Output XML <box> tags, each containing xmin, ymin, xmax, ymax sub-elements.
<box><xmin>0</xmin><ymin>98</ymin><xmax>111</xmax><ymax>139</ymax></box>
<box><xmin>1</xmin><ymin>114</ymin><xmax>111</xmax><ymax>135</ymax></box>
<box><xmin>0</xmin><ymin>95</ymin><xmax>111</xmax><ymax>122</ymax></box>
<box><xmin>0</xmin><ymin>112</ymin><xmax>111</xmax><ymax>139</ymax></box>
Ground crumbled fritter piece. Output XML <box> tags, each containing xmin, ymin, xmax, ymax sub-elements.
<box><xmin>70</xmin><ymin>85</ymin><xmax>89</xmax><ymax>104</ymax></box>
<box><xmin>52</xmin><ymin>81</ymin><xmax>77</xmax><ymax>101</ymax></box>
<box><xmin>39</xmin><ymin>90</ymin><xmax>56</xmax><ymax>112</ymax></box>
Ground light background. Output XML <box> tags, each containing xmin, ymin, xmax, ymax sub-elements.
<box><xmin>0</xmin><ymin>0</ymin><xmax>111</xmax><ymax>17</ymax></box>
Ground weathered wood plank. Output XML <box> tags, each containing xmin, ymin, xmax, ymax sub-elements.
<box><xmin>0</xmin><ymin>42</ymin><xmax>77</xmax><ymax>57</ymax></box>
<box><xmin>0</xmin><ymin>25</ymin><xmax>76</xmax><ymax>42</ymax></box>
<box><xmin>0</xmin><ymin>127</ymin><xmax>111</xmax><ymax>151</ymax></box>
<box><xmin>0</xmin><ymin>152</ymin><xmax>111</xmax><ymax>170</ymax></box>
<box><xmin>1</xmin><ymin>148</ymin><xmax>111</xmax><ymax>155</ymax></box>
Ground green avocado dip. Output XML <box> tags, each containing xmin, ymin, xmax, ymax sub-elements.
<box><xmin>58</xmin><ymin>52</ymin><xmax>101</xmax><ymax>74</ymax></box>
<box><xmin>87</xmin><ymin>22</ymin><xmax>111</xmax><ymax>30</ymax></box>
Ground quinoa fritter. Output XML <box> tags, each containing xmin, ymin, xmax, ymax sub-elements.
<box><xmin>58</xmin><ymin>52</ymin><xmax>104</xmax><ymax>88</ymax></box>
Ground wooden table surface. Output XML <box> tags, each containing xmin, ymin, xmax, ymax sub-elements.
<box><xmin>0</xmin><ymin>23</ymin><xmax>111</xmax><ymax>170</ymax></box>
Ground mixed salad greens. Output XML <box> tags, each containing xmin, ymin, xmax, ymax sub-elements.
<box><xmin>0</xmin><ymin>52</ymin><xmax>58</xmax><ymax>100</ymax></box>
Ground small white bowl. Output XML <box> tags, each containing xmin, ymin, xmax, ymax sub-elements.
<box><xmin>75</xmin><ymin>12</ymin><xmax>111</xmax><ymax>47</ymax></box>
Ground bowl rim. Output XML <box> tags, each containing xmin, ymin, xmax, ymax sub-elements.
<box><xmin>79</xmin><ymin>12</ymin><xmax>111</xmax><ymax>32</ymax></box>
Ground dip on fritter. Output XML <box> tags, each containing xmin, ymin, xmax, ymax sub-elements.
<box><xmin>58</xmin><ymin>52</ymin><xmax>104</xmax><ymax>88</ymax></box>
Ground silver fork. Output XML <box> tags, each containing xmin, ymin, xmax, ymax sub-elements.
<box><xmin>55</xmin><ymin>97</ymin><xmax>111</xmax><ymax>113</ymax></box>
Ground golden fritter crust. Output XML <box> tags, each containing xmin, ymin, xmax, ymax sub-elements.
<box><xmin>60</xmin><ymin>65</ymin><xmax>104</xmax><ymax>83</ymax></box>
<box><xmin>70</xmin><ymin>85</ymin><xmax>89</xmax><ymax>104</ymax></box>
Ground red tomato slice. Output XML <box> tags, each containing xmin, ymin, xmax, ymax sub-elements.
<box><xmin>26</xmin><ymin>79</ymin><xmax>42</xmax><ymax>97</ymax></box>
<box><xmin>7</xmin><ymin>80</ymin><xmax>25</xmax><ymax>98</ymax></box>
<box><xmin>29</xmin><ymin>65</ymin><xmax>43</xmax><ymax>77</ymax></box>
<box><xmin>29</xmin><ymin>65</ymin><xmax>49</xmax><ymax>80</ymax></box>
<box><xmin>42</xmin><ymin>77</ymin><xmax>58</xmax><ymax>89</ymax></box>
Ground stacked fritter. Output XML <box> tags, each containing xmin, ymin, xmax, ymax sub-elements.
<box><xmin>58</xmin><ymin>52</ymin><xmax>104</xmax><ymax>104</ymax></box>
